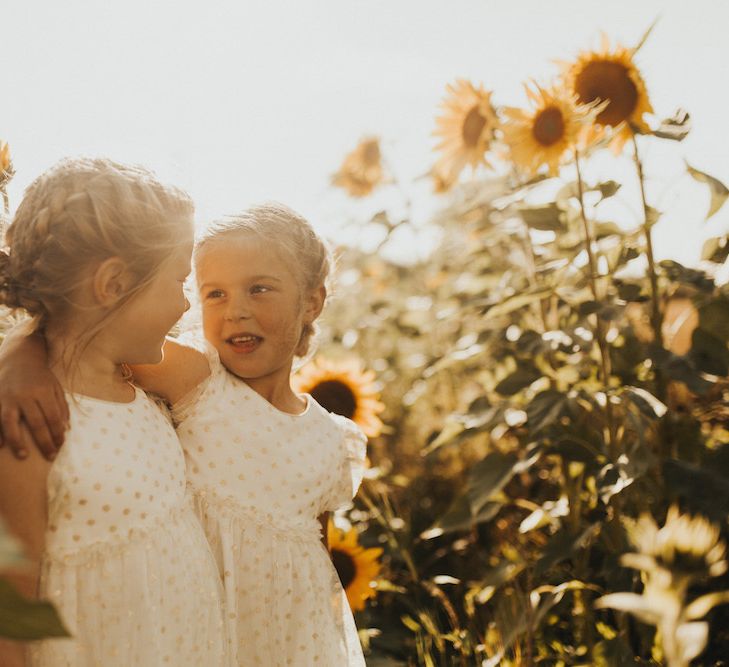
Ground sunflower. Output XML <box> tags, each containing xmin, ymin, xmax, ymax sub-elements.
<box><xmin>328</xmin><ymin>521</ymin><xmax>383</xmax><ymax>612</ymax></box>
<box><xmin>564</xmin><ymin>34</ymin><xmax>653</xmax><ymax>152</ymax></box>
<box><xmin>0</xmin><ymin>141</ymin><xmax>14</xmax><ymax>188</ymax></box>
<box><xmin>433</xmin><ymin>79</ymin><xmax>498</xmax><ymax>183</ymax></box>
<box><xmin>626</xmin><ymin>505</ymin><xmax>727</xmax><ymax>579</ymax></box>
<box><xmin>332</xmin><ymin>137</ymin><xmax>384</xmax><ymax>198</ymax></box>
<box><xmin>502</xmin><ymin>83</ymin><xmax>590</xmax><ymax>176</ymax></box>
<box><xmin>293</xmin><ymin>357</ymin><xmax>385</xmax><ymax>437</ymax></box>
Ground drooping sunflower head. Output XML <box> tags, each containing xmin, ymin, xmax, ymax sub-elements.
<box><xmin>433</xmin><ymin>79</ymin><xmax>498</xmax><ymax>184</ymax></box>
<box><xmin>332</xmin><ymin>136</ymin><xmax>384</xmax><ymax>198</ymax></box>
<box><xmin>0</xmin><ymin>141</ymin><xmax>14</xmax><ymax>186</ymax></box>
<box><xmin>627</xmin><ymin>506</ymin><xmax>728</xmax><ymax>579</ymax></box>
<box><xmin>293</xmin><ymin>357</ymin><xmax>385</xmax><ymax>437</ymax></box>
<box><xmin>564</xmin><ymin>35</ymin><xmax>654</xmax><ymax>151</ymax></box>
<box><xmin>328</xmin><ymin>521</ymin><xmax>383</xmax><ymax>612</ymax></box>
<box><xmin>502</xmin><ymin>83</ymin><xmax>590</xmax><ymax>176</ymax></box>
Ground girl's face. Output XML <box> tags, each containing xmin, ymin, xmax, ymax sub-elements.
<box><xmin>111</xmin><ymin>225</ymin><xmax>194</xmax><ymax>365</ymax></box>
<box><xmin>197</xmin><ymin>233</ymin><xmax>321</xmax><ymax>392</ymax></box>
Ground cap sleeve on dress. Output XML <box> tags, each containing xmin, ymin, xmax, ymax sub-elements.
<box><xmin>325</xmin><ymin>414</ymin><xmax>367</xmax><ymax>511</ymax></box>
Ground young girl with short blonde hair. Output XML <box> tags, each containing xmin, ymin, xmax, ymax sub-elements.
<box><xmin>0</xmin><ymin>158</ymin><xmax>229</xmax><ymax>666</ymax></box>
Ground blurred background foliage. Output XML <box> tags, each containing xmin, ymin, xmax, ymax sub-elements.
<box><xmin>311</xmin><ymin>27</ymin><xmax>729</xmax><ymax>667</ymax></box>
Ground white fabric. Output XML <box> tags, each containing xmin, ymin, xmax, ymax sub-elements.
<box><xmin>173</xmin><ymin>344</ymin><xmax>368</xmax><ymax>666</ymax></box>
<box><xmin>30</xmin><ymin>388</ymin><xmax>229</xmax><ymax>667</ymax></box>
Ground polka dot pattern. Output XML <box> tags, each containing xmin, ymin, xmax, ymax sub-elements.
<box><xmin>174</xmin><ymin>343</ymin><xmax>367</xmax><ymax>666</ymax></box>
<box><xmin>30</xmin><ymin>389</ymin><xmax>230</xmax><ymax>667</ymax></box>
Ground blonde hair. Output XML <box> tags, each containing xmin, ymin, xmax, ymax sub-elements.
<box><xmin>0</xmin><ymin>157</ymin><xmax>193</xmax><ymax>337</ymax></box>
<box><xmin>194</xmin><ymin>202</ymin><xmax>332</xmax><ymax>357</ymax></box>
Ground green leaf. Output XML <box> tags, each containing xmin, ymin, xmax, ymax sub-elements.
<box><xmin>526</xmin><ymin>389</ymin><xmax>567</xmax><ymax>433</ymax></box>
<box><xmin>653</xmin><ymin>108</ymin><xmax>691</xmax><ymax>141</ymax></box>
<box><xmin>687</xmin><ymin>161</ymin><xmax>729</xmax><ymax>220</ymax></box>
<box><xmin>482</xmin><ymin>286</ymin><xmax>554</xmax><ymax>319</ymax></box>
<box><xmin>689</xmin><ymin>328</ymin><xmax>729</xmax><ymax>376</ymax></box>
<box><xmin>494</xmin><ymin>363</ymin><xmax>542</xmax><ymax>396</ymax></box>
<box><xmin>651</xmin><ymin>348</ymin><xmax>713</xmax><ymax>394</ymax></box>
<box><xmin>597</xmin><ymin>181</ymin><xmax>621</xmax><ymax>202</ymax></box>
<box><xmin>422</xmin><ymin>405</ymin><xmax>502</xmax><ymax>456</ymax></box>
<box><xmin>466</xmin><ymin>451</ymin><xmax>519</xmax><ymax>513</ymax></box>
<box><xmin>615</xmin><ymin>280</ymin><xmax>645</xmax><ymax>302</ymax></box>
<box><xmin>698</xmin><ymin>297</ymin><xmax>729</xmax><ymax>342</ymax></box>
<box><xmin>547</xmin><ymin>437</ymin><xmax>606</xmax><ymax>469</ymax></box>
<box><xmin>659</xmin><ymin>260</ymin><xmax>713</xmax><ymax>290</ymax></box>
<box><xmin>426</xmin><ymin>493</ymin><xmax>502</xmax><ymax>536</ymax></box>
<box><xmin>701</xmin><ymin>236</ymin><xmax>729</xmax><ymax>264</ymax></box>
<box><xmin>518</xmin><ymin>203</ymin><xmax>565</xmax><ymax>232</ymax></box>
<box><xmin>534</xmin><ymin>523</ymin><xmax>601</xmax><ymax>577</ymax></box>
<box><xmin>622</xmin><ymin>386</ymin><xmax>667</xmax><ymax>419</ymax></box>
<box><xmin>0</xmin><ymin>578</ymin><xmax>69</xmax><ymax>640</ymax></box>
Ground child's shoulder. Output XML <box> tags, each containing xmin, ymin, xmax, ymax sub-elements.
<box><xmin>308</xmin><ymin>402</ymin><xmax>367</xmax><ymax>448</ymax></box>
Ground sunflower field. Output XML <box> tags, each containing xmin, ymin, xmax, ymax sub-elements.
<box><xmin>308</xmin><ymin>29</ymin><xmax>729</xmax><ymax>666</ymax></box>
<box><xmin>1</xmin><ymin>24</ymin><xmax>729</xmax><ymax>667</ymax></box>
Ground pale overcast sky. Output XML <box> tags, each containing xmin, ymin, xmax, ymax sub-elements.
<box><xmin>3</xmin><ymin>0</ymin><xmax>728</xmax><ymax>264</ymax></box>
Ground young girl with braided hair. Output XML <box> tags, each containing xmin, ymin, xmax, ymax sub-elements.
<box><xmin>1</xmin><ymin>203</ymin><xmax>369</xmax><ymax>666</ymax></box>
<box><xmin>0</xmin><ymin>158</ymin><xmax>229</xmax><ymax>667</ymax></box>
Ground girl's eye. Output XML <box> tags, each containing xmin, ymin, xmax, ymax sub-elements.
<box><xmin>250</xmin><ymin>285</ymin><xmax>271</xmax><ymax>295</ymax></box>
<box><xmin>205</xmin><ymin>289</ymin><xmax>224</xmax><ymax>299</ymax></box>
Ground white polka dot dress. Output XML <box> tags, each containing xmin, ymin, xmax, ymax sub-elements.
<box><xmin>29</xmin><ymin>388</ymin><xmax>230</xmax><ymax>667</ymax></box>
<box><xmin>173</xmin><ymin>345</ymin><xmax>367</xmax><ymax>666</ymax></box>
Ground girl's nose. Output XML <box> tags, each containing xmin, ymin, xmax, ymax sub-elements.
<box><xmin>224</xmin><ymin>297</ymin><xmax>250</xmax><ymax>321</ymax></box>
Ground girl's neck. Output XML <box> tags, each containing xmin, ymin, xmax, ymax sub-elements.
<box><xmin>243</xmin><ymin>374</ymin><xmax>306</xmax><ymax>415</ymax></box>
<box><xmin>45</xmin><ymin>324</ymin><xmax>133</xmax><ymax>402</ymax></box>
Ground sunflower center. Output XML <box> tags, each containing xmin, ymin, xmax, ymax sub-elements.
<box><xmin>532</xmin><ymin>106</ymin><xmax>565</xmax><ymax>147</ymax></box>
<box><xmin>331</xmin><ymin>548</ymin><xmax>357</xmax><ymax>589</ymax></box>
<box><xmin>574</xmin><ymin>59</ymin><xmax>638</xmax><ymax>127</ymax></box>
<box><xmin>309</xmin><ymin>380</ymin><xmax>357</xmax><ymax>419</ymax></box>
<box><xmin>462</xmin><ymin>106</ymin><xmax>487</xmax><ymax>147</ymax></box>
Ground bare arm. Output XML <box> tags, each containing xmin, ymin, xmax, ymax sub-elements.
<box><xmin>0</xmin><ymin>427</ymin><xmax>50</xmax><ymax>667</ymax></box>
<box><xmin>0</xmin><ymin>322</ymin><xmax>69</xmax><ymax>460</ymax></box>
<box><xmin>130</xmin><ymin>337</ymin><xmax>211</xmax><ymax>406</ymax></box>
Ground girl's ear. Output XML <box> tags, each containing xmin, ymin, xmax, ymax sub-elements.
<box><xmin>304</xmin><ymin>284</ymin><xmax>327</xmax><ymax>324</ymax></box>
<box><xmin>92</xmin><ymin>257</ymin><xmax>134</xmax><ymax>307</ymax></box>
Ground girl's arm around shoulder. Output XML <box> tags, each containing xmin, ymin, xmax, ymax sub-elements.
<box><xmin>130</xmin><ymin>337</ymin><xmax>211</xmax><ymax>405</ymax></box>
<box><xmin>0</xmin><ymin>428</ymin><xmax>50</xmax><ymax>587</ymax></box>
<box><xmin>0</xmin><ymin>432</ymin><xmax>48</xmax><ymax>667</ymax></box>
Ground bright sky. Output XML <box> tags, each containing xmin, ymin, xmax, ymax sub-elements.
<box><xmin>4</xmin><ymin>0</ymin><xmax>728</xmax><ymax>265</ymax></box>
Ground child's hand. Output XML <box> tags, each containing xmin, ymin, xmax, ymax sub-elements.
<box><xmin>0</xmin><ymin>326</ymin><xmax>69</xmax><ymax>461</ymax></box>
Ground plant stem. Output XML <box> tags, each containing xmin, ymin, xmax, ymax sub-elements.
<box><xmin>0</xmin><ymin>187</ymin><xmax>8</xmax><ymax>241</ymax></box>
<box><xmin>521</xmin><ymin>221</ymin><xmax>550</xmax><ymax>333</ymax></box>
<box><xmin>574</xmin><ymin>149</ymin><xmax>616</xmax><ymax>452</ymax></box>
<box><xmin>359</xmin><ymin>486</ymin><xmax>420</xmax><ymax>584</ymax></box>
<box><xmin>631</xmin><ymin>131</ymin><xmax>666</xmax><ymax>401</ymax></box>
